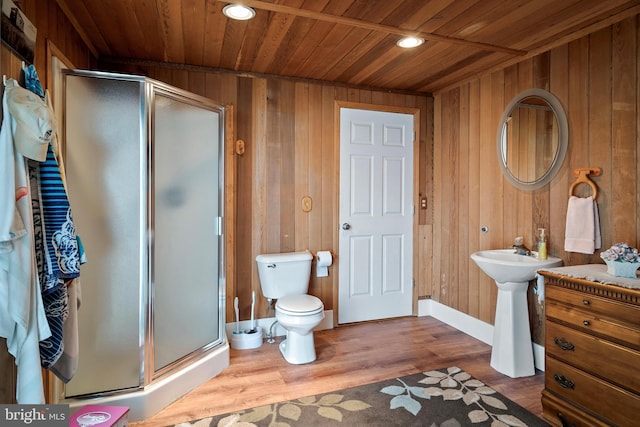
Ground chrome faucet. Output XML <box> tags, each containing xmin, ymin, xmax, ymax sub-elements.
<box><xmin>513</xmin><ymin>244</ymin><xmax>532</xmax><ymax>256</ymax></box>
<box><xmin>512</xmin><ymin>236</ymin><xmax>532</xmax><ymax>256</ymax></box>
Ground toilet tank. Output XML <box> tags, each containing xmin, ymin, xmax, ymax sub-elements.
<box><xmin>256</xmin><ymin>250</ymin><xmax>313</xmax><ymax>299</ymax></box>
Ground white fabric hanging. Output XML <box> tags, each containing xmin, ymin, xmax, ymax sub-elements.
<box><xmin>0</xmin><ymin>80</ymin><xmax>52</xmax><ymax>403</ymax></box>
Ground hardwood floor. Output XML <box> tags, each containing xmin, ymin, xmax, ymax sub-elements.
<box><xmin>131</xmin><ymin>316</ymin><xmax>545</xmax><ymax>426</ymax></box>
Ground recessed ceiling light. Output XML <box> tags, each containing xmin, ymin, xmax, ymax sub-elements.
<box><xmin>397</xmin><ymin>36</ymin><xmax>425</xmax><ymax>49</ymax></box>
<box><xmin>222</xmin><ymin>4</ymin><xmax>256</xmax><ymax>21</ymax></box>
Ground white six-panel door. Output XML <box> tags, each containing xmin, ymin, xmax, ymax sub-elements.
<box><xmin>338</xmin><ymin>108</ymin><xmax>414</xmax><ymax>324</ymax></box>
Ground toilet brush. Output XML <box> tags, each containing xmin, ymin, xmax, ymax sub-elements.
<box><xmin>233</xmin><ymin>297</ymin><xmax>242</xmax><ymax>335</ymax></box>
<box><xmin>230</xmin><ymin>293</ymin><xmax>262</xmax><ymax>350</ymax></box>
<box><xmin>246</xmin><ymin>291</ymin><xmax>257</xmax><ymax>334</ymax></box>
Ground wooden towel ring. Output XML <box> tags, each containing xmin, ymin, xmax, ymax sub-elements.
<box><xmin>569</xmin><ymin>167</ymin><xmax>601</xmax><ymax>200</ymax></box>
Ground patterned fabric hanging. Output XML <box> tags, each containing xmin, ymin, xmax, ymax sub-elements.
<box><xmin>22</xmin><ymin>64</ymin><xmax>81</xmax><ymax>370</ymax></box>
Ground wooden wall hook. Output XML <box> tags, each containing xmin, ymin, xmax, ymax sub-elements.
<box><xmin>573</xmin><ymin>167</ymin><xmax>601</xmax><ymax>178</ymax></box>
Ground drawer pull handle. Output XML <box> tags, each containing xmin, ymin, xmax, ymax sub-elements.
<box><xmin>553</xmin><ymin>337</ymin><xmax>575</xmax><ymax>351</ymax></box>
<box><xmin>582</xmin><ymin>299</ymin><xmax>590</xmax><ymax>305</ymax></box>
<box><xmin>582</xmin><ymin>320</ymin><xmax>590</xmax><ymax>326</ymax></box>
<box><xmin>554</xmin><ymin>374</ymin><xmax>575</xmax><ymax>389</ymax></box>
<box><xmin>557</xmin><ymin>412</ymin><xmax>575</xmax><ymax>427</ymax></box>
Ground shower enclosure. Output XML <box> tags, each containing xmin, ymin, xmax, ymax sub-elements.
<box><xmin>59</xmin><ymin>70</ymin><xmax>228</xmax><ymax>420</ymax></box>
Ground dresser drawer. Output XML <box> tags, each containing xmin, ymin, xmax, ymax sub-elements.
<box><xmin>546</xmin><ymin>284</ymin><xmax>639</xmax><ymax>325</ymax></box>
<box><xmin>546</xmin><ymin>299</ymin><xmax>640</xmax><ymax>349</ymax></box>
<box><xmin>546</xmin><ymin>321</ymin><xmax>640</xmax><ymax>394</ymax></box>
<box><xmin>542</xmin><ymin>390</ymin><xmax>611</xmax><ymax>427</ymax></box>
<box><xmin>545</xmin><ymin>357</ymin><xmax>640</xmax><ymax>427</ymax></box>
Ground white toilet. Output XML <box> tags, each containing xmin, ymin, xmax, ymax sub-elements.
<box><xmin>256</xmin><ymin>250</ymin><xmax>324</xmax><ymax>364</ymax></box>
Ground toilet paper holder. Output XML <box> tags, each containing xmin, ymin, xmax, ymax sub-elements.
<box><xmin>314</xmin><ymin>250</ymin><xmax>333</xmax><ymax>277</ymax></box>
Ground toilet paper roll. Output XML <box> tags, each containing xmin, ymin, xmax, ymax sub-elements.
<box><xmin>316</xmin><ymin>251</ymin><xmax>333</xmax><ymax>277</ymax></box>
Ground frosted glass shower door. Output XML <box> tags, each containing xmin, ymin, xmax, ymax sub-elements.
<box><xmin>64</xmin><ymin>75</ymin><xmax>146</xmax><ymax>397</ymax></box>
<box><xmin>152</xmin><ymin>91</ymin><xmax>222</xmax><ymax>372</ymax></box>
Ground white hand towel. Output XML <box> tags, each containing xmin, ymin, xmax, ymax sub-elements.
<box><xmin>535</xmin><ymin>273</ymin><xmax>545</xmax><ymax>304</ymax></box>
<box><xmin>593</xmin><ymin>200</ymin><xmax>601</xmax><ymax>250</ymax></box>
<box><xmin>564</xmin><ymin>196</ymin><xmax>601</xmax><ymax>254</ymax></box>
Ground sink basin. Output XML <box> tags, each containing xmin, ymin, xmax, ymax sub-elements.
<box><xmin>470</xmin><ymin>249</ymin><xmax>562</xmax><ymax>283</ymax></box>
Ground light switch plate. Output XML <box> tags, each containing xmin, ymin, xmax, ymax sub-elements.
<box><xmin>302</xmin><ymin>196</ymin><xmax>312</xmax><ymax>212</ymax></box>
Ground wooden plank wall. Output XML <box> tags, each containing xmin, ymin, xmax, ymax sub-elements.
<box><xmin>107</xmin><ymin>60</ymin><xmax>434</xmax><ymax>324</ymax></box>
<box><xmin>433</xmin><ymin>15</ymin><xmax>639</xmax><ymax>344</ymax></box>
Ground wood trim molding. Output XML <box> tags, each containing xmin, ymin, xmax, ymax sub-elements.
<box><xmin>541</xmin><ymin>272</ymin><xmax>640</xmax><ymax>305</ymax></box>
<box><xmin>335</xmin><ymin>100</ymin><xmax>421</xmax><ymax>116</ymax></box>
<box><xmin>225</xmin><ymin>104</ymin><xmax>238</xmax><ymax>323</ymax></box>
<box><xmin>99</xmin><ymin>57</ymin><xmax>435</xmax><ymax>97</ymax></box>
<box><xmin>54</xmin><ymin>0</ymin><xmax>100</xmax><ymax>58</ymax></box>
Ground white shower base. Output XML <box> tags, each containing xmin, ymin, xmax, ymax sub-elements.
<box><xmin>63</xmin><ymin>342</ymin><xmax>229</xmax><ymax>422</ymax></box>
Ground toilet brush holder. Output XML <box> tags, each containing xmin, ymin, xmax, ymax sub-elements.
<box><xmin>230</xmin><ymin>327</ymin><xmax>263</xmax><ymax>350</ymax></box>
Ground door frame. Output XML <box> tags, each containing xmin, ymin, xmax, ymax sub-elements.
<box><xmin>333</xmin><ymin>101</ymin><xmax>421</xmax><ymax>325</ymax></box>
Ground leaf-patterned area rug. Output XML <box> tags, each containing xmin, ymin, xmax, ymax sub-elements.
<box><xmin>175</xmin><ymin>367</ymin><xmax>550</xmax><ymax>427</ymax></box>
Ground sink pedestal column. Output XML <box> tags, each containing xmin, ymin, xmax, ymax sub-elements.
<box><xmin>491</xmin><ymin>281</ymin><xmax>535</xmax><ymax>378</ymax></box>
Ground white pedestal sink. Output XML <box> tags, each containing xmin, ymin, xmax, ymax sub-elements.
<box><xmin>470</xmin><ymin>249</ymin><xmax>562</xmax><ymax>378</ymax></box>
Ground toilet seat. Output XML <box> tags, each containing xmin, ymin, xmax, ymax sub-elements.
<box><xmin>276</xmin><ymin>294</ymin><xmax>323</xmax><ymax>316</ymax></box>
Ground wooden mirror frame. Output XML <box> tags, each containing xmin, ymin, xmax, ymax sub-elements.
<box><xmin>497</xmin><ymin>88</ymin><xmax>568</xmax><ymax>191</ymax></box>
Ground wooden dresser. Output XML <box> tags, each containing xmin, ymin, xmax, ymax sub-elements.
<box><xmin>539</xmin><ymin>267</ymin><xmax>640</xmax><ymax>427</ymax></box>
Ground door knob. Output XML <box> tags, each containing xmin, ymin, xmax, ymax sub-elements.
<box><xmin>342</xmin><ymin>223</ymin><xmax>351</xmax><ymax>230</ymax></box>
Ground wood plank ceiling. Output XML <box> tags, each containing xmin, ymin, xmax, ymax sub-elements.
<box><xmin>57</xmin><ymin>0</ymin><xmax>640</xmax><ymax>94</ymax></box>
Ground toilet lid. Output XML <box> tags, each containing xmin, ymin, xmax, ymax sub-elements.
<box><xmin>276</xmin><ymin>294</ymin><xmax>323</xmax><ymax>314</ymax></box>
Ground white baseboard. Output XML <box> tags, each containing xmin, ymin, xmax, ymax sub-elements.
<box><xmin>533</xmin><ymin>342</ymin><xmax>545</xmax><ymax>371</ymax></box>
<box><xmin>418</xmin><ymin>299</ymin><xmax>545</xmax><ymax>372</ymax></box>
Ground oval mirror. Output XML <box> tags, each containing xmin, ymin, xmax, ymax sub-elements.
<box><xmin>497</xmin><ymin>89</ymin><xmax>568</xmax><ymax>190</ymax></box>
